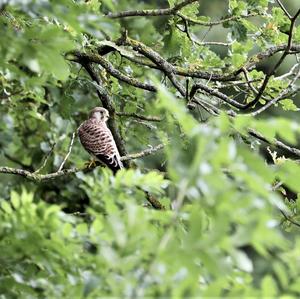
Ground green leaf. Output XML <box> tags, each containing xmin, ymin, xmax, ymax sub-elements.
<box><xmin>261</xmin><ymin>275</ymin><xmax>278</xmax><ymax>297</ymax></box>
<box><xmin>280</xmin><ymin>99</ymin><xmax>299</xmax><ymax>111</ymax></box>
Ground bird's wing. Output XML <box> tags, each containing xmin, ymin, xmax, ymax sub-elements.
<box><xmin>78</xmin><ymin>120</ymin><xmax>123</xmax><ymax>172</ymax></box>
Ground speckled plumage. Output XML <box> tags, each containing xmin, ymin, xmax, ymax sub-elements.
<box><xmin>78</xmin><ymin>107</ymin><xmax>123</xmax><ymax>173</ymax></box>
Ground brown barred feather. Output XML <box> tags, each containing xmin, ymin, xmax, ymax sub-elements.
<box><xmin>78</xmin><ymin>108</ymin><xmax>123</xmax><ymax>173</ymax></box>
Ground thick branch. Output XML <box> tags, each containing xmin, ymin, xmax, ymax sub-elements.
<box><xmin>0</xmin><ymin>167</ymin><xmax>79</xmax><ymax>182</ymax></box>
<box><xmin>73</xmin><ymin>51</ymin><xmax>157</xmax><ymax>92</ymax></box>
<box><xmin>117</xmin><ymin>38</ymin><xmax>300</xmax><ymax>82</ymax></box>
<box><xmin>69</xmin><ymin>35</ymin><xmax>300</xmax><ymax>117</ymax></box>
<box><xmin>72</xmin><ymin>49</ymin><xmax>219</xmax><ymax>115</ymax></box>
<box><xmin>120</xmin><ymin>49</ymin><xmax>238</xmax><ymax>81</ymax></box>
<box><xmin>120</xmin><ymin>36</ymin><xmax>186</xmax><ymax>97</ymax></box>
<box><xmin>0</xmin><ymin>144</ymin><xmax>164</xmax><ymax>182</ymax></box>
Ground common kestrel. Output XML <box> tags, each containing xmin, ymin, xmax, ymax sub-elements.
<box><xmin>78</xmin><ymin>107</ymin><xmax>123</xmax><ymax>173</ymax></box>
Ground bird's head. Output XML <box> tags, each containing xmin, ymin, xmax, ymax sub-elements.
<box><xmin>89</xmin><ymin>107</ymin><xmax>109</xmax><ymax>122</ymax></box>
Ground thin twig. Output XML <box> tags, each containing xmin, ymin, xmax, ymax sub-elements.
<box><xmin>241</xmin><ymin>7</ymin><xmax>300</xmax><ymax>110</ymax></box>
<box><xmin>248</xmin><ymin>129</ymin><xmax>300</xmax><ymax>158</ymax></box>
<box><xmin>121</xmin><ymin>144</ymin><xmax>164</xmax><ymax>161</ymax></box>
<box><xmin>248</xmin><ymin>64</ymin><xmax>300</xmax><ymax>116</ymax></box>
<box><xmin>3</xmin><ymin>152</ymin><xmax>34</xmax><ymax>172</ymax></box>
<box><xmin>280</xmin><ymin>210</ymin><xmax>300</xmax><ymax>228</ymax></box>
<box><xmin>107</xmin><ymin>0</ymin><xmax>198</xmax><ymax>18</ymax></box>
<box><xmin>58</xmin><ymin>132</ymin><xmax>76</xmax><ymax>172</ymax></box>
<box><xmin>34</xmin><ymin>142</ymin><xmax>56</xmax><ymax>174</ymax></box>
<box><xmin>177</xmin><ymin>12</ymin><xmax>263</xmax><ymax>26</ymax></box>
<box><xmin>116</xmin><ymin>111</ymin><xmax>162</xmax><ymax>122</ymax></box>
<box><xmin>190</xmin><ymin>81</ymin><xmax>245</xmax><ymax>109</ymax></box>
<box><xmin>275</xmin><ymin>63</ymin><xmax>300</xmax><ymax>80</ymax></box>
<box><xmin>276</xmin><ymin>0</ymin><xmax>291</xmax><ymax>19</ymax></box>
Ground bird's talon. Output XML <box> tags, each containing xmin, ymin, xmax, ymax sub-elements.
<box><xmin>85</xmin><ymin>159</ymin><xmax>97</xmax><ymax>168</ymax></box>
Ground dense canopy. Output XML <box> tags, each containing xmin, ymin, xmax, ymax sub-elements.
<box><xmin>1</xmin><ymin>0</ymin><xmax>300</xmax><ymax>297</ymax></box>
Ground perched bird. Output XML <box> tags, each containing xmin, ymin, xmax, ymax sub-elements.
<box><xmin>78</xmin><ymin>107</ymin><xmax>123</xmax><ymax>173</ymax></box>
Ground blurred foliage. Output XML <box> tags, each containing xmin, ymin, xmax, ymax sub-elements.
<box><xmin>1</xmin><ymin>0</ymin><xmax>300</xmax><ymax>298</ymax></box>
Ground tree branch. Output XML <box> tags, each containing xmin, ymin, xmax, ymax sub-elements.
<box><xmin>116</xmin><ymin>111</ymin><xmax>162</xmax><ymax>122</ymax></box>
<box><xmin>34</xmin><ymin>142</ymin><xmax>56</xmax><ymax>174</ymax></box>
<box><xmin>120</xmin><ymin>35</ymin><xmax>186</xmax><ymax>97</ymax></box>
<box><xmin>73</xmin><ymin>51</ymin><xmax>157</xmax><ymax>92</ymax></box>
<box><xmin>280</xmin><ymin>210</ymin><xmax>300</xmax><ymax>228</ymax></box>
<box><xmin>0</xmin><ymin>144</ymin><xmax>164</xmax><ymax>182</ymax></box>
<box><xmin>240</xmin><ymin>7</ymin><xmax>300</xmax><ymax>110</ymax></box>
<box><xmin>116</xmin><ymin>34</ymin><xmax>221</xmax><ymax>115</ymax></box>
<box><xmin>190</xmin><ymin>81</ymin><xmax>245</xmax><ymax>109</ymax></box>
<box><xmin>276</xmin><ymin>0</ymin><xmax>291</xmax><ymax>19</ymax></box>
<box><xmin>248</xmin><ymin>129</ymin><xmax>300</xmax><ymax>158</ymax></box>
<box><xmin>122</xmin><ymin>143</ymin><xmax>164</xmax><ymax>160</ymax></box>
<box><xmin>248</xmin><ymin>64</ymin><xmax>300</xmax><ymax>116</ymax></box>
<box><xmin>58</xmin><ymin>132</ymin><xmax>76</xmax><ymax>171</ymax></box>
<box><xmin>177</xmin><ymin>12</ymin><xmax>263</xmax><ymax>26</ymax></box>
<box><xmin>2</xmin><ymin>152</ymin><xmax>34</xmax><ymax>172</ymax></box>
<box><xmin>114</xmin><ymin>36</ymin><xmax>300</xmax><ymax>82</ymax></box>
<box><xmin>106</xmin><ymin>0</ymin><xmax>198</xmax><ymax>18</ymax></box>
<box><xmin>69</xmin><ymin>34</ymin><xmax>300</xmax><ymax>117</ymax></box>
